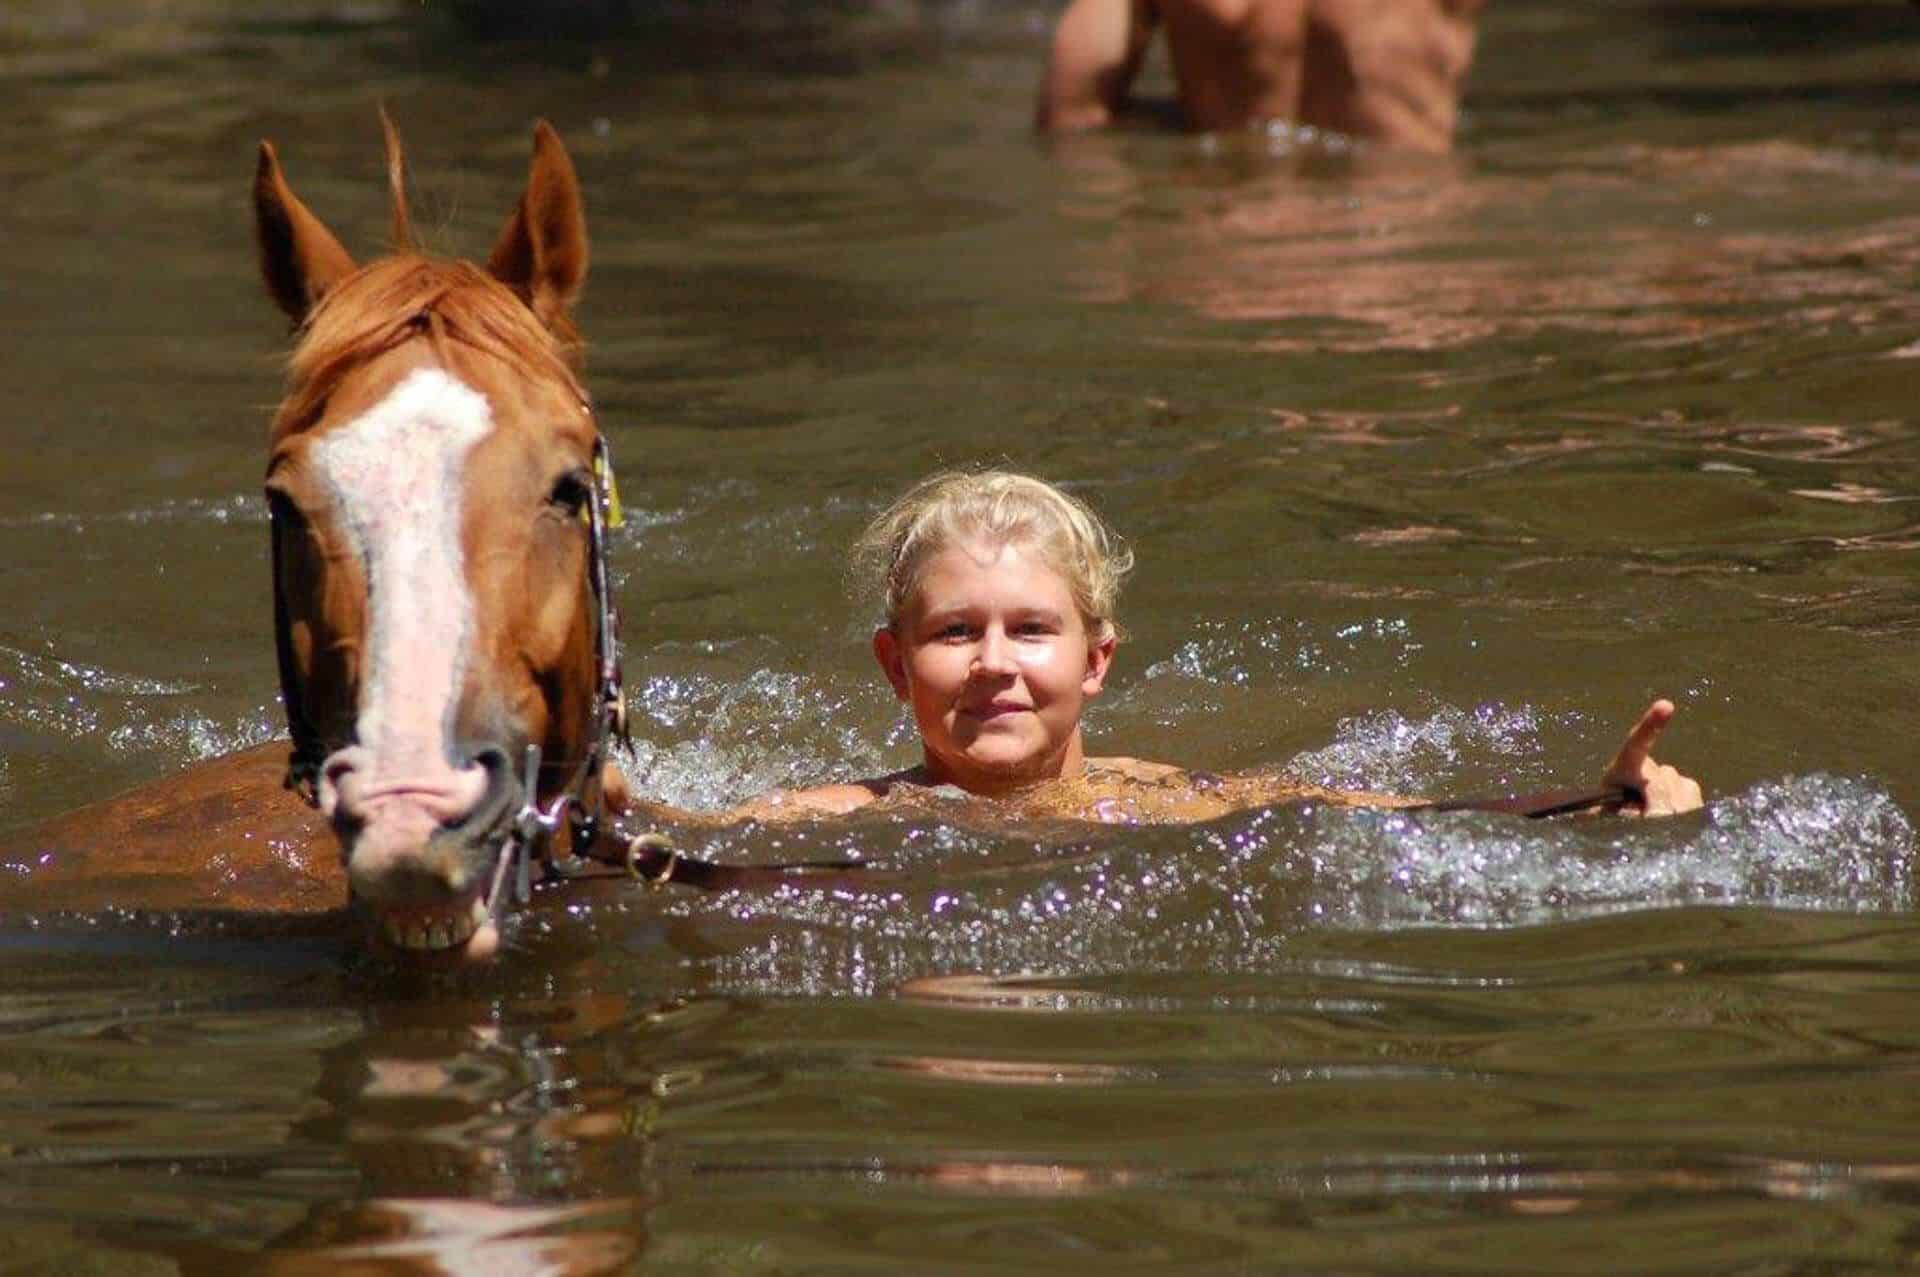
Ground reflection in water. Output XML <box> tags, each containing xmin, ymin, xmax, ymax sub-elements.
<box><xmin>143</xmin><ymin>985</ymin><xmax>670</xmax><ymax>1273</ymax></box>
<box><xmin>252</xmin><ymin>1200</ymin><xmax>640</xmax><ymax>1276</ymax></box>
<box><xmin>1054</xmin><ymin>136</ymin><xmax>1920</xmax><ymax>355</ymax></box>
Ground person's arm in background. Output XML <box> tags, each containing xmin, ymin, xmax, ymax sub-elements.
<box><xmin>1036</xmin><ymin>0</ymin><xmax>1160</xmax><ymax>132</ymax></box>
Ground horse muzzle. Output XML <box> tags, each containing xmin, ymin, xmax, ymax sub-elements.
<box><xmin>320</xmin><ymin>743</ymin><xmax>525</xmax><ymax>961</ymax></box>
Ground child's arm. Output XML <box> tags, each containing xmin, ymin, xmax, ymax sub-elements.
<box><xmin>1213</xmin><ymin>699</ymin><xmax>1701</xmax><ymax>820</ymax></box>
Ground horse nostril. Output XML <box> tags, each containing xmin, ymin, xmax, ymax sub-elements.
<box><xmin>460</xmin><ymin>744</ymin><xmax>514</xmax><ymax>782</ymax></box>
<box><xmin>317</xmin><ymin>745</ymin><xmax>373</xmax><ymax>824</ymax></box>
<box><xmin>448</xmin><ymin>743</ymin><xmax>524</xmax><ymax>836</ymax></box>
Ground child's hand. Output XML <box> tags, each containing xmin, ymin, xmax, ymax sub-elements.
<box><xmin>1601</xmin><ymin>699</ymin><xmax>1704</xmax><ymax>816</ymax></box>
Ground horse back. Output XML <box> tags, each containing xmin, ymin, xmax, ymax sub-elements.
<box><xmin>0</xmin><ymin>743</ymin><xmax>340</xmax><ymax>915</ymax></box>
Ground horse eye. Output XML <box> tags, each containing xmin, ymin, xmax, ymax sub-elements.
<box><xmin>548</xmin><ymin>470</ymin><xmax>592</xmax><ymax>516</ymax></box>
<box><xmin>265</xmin><ymin>486</ymin><xmax>308</xmax><ymax>532</ymax></box>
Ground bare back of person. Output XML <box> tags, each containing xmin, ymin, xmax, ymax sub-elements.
<box><xmin>1159</xmin><ymin>0</ymin><xmax>1310</xmax><ymax>132</ymax></box>
<box><xmin>1294</xmin><ymin>0</ymin><xmax>1484</xmax><ymax>152</ymax></box>
<box><xmin>1039</xmin><ymin>0</ymin><xmax>1486</xmax><ymax>153</ymax></box>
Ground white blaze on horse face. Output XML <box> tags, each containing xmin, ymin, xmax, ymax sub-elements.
<box><xmin>312</xmin><ymin>367</ymin><xmax>493</xmax><ymax>800</ymax></box>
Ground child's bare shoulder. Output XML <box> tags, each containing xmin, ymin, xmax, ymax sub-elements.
<box><xmin>737</xmin><ymin>770</ymin><xmax>931</xmax><ymax>821</ymax></box>
<box><xmin>1084</xmin><ymin>755</ymin><xmax>1187</xmax><ymax>783</ymax></box>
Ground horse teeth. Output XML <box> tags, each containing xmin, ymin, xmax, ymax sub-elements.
<box><xmin>380</xmin><ymin>903</ymin><xmax>483</xmax><ymax>952</ymax></box>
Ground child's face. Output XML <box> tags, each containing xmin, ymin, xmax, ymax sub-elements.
<box><xmin>874</xmin><ymin>538</ymin><xmax>1115</xmax><ymax>793</ymax></box>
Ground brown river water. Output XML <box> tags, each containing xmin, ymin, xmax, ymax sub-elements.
<box><xmin>4</xmin><ymin>1</ymin><xmax>1920</xmax><ymax>1271</ymax></box>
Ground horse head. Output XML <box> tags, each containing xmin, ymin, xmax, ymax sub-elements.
<box><xmin>254</xmin><ymin>118</ymin><xmax>625</xmax><ymax>963</ymax></box>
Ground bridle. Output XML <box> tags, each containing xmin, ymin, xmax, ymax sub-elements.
<box><xmin>488</xmin><ymin>432</ymin><xmax>634</xmax><ymax>909</ymax></box>
<box><xmin>271</xmin><ymin>423</ymin><xmax>633</xmax><ymax>917</ymax></box>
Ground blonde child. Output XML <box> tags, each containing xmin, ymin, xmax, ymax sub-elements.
<box><xmin>721</xmin><ymin>470</ymin><xmax>1702</xmax><ymax>823</ymax></box>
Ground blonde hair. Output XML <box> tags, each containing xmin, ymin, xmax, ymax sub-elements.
<box><xmin>851</xmin><ymin>470</ymin><xmax>1133</xmax><ymax>641</ymax></box>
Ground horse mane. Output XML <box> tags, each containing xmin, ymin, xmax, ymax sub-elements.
<box><xmin>273</xmin><ymin>255</ymin><xmax>585</xmax><ymax>438</ymax></box>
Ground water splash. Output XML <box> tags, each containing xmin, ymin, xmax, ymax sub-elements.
<box><xmin>1144</xmin><ymin>615</ymin><xmax>1422</xmax><ymax>687</ymax></box>
<box><xmin>0</xmin><ymin>643</ymin><xmax>193</xmax><ymax>700</ymax></box>
<box><xmin>621</xmin><ymin>665</ymin><xmax>891</xmax><ymax>809</ymax></box>
<box><xmin>1310</xmin><ymin>773</ymin><xmax>1914</xmax><ymax>929</ymax></box>
<box><xmin>0</xmin><ymin>494</ymin><xmax>262</xmax><ymax>529</ymax></box>
<box><xmin>105</xmin><ymin>705</ymin><xmax>281</xmax><ymax>762</ymax></box>
<box><xmin>1285</xmin><ymin>702</ymin><xmax>1556</xmax><ymax>794</ymax></box>
<box><xmin>0</xmin><ymin>643</ymin><xmax>275</xmax><ymax>762</ymax></box>
<box><xmin>558</xmin><ymin>774</ymin><xmax>1913</xmax><ymax>998</ymax></box>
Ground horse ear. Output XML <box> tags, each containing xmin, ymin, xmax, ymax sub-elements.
<box><xmin>254</xmin><ymin>140</ymin><xmax>357</xmax><ymax>325</ymax></box>
<box><xmin>486</xmin><ymin>120</ymin><xmax>588</xmax><ymax>330</ymax></box>
<box><xmin>379</xmin><ymin>106</ymin><xmax>415</xmax><ymax>253</ymax></box>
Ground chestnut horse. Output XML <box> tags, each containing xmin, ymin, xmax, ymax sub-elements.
<box><xmin>256</xmin><ymin>118</ymin><xmax>634</xmax><ymax>961</ymax></box>
<box><xmin>0</xmin><ymin>120</ymin><xmax>637</xmax><ymax>963</ymax></box>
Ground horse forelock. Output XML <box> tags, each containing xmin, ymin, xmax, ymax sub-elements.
<box><xmin>272</xmin><ymin>255</ymin><xmax>585</xmax><ymax>443</ymax></box>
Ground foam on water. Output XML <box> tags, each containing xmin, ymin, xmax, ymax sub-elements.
<box><xmin>0</xmin><ymin>643</ymin><xmax>192</xmax><ymax>701</ymax></box>
<box><xmin>0</xmin><ymin>642</ymin><xmax>182</xmax><ymax>742</ymax></box>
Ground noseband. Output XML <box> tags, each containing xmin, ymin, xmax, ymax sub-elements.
<box><xmin>271</xmin><ymin>428</ymin><xmax>631</xmax><ymax>913</ymax></box>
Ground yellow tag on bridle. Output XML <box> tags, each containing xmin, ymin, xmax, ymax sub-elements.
<box><xmin>593</xmin><ymin>451</ymin><xmax>625</xmax><ymax>530</ymax></box>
